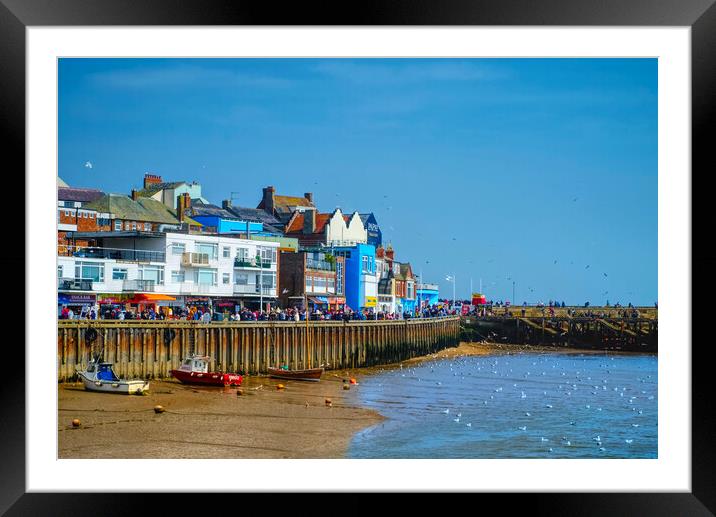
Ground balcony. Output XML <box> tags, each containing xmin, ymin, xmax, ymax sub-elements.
<box><xmin>68</xmin><ymin>246</ymin><xmax>165</xmax><ymax>263</ymax></box>
<box><xmin>181</xmin><ymin>252</ymin><xmax>210</xmax><ymax>267</ymax></box>
<box><xmin>306</xmin><ymin>258</ymin><xmax>335</xmax><ymax>272</ymax></box>
<box><xmin>59</xmin><ymin>278</ymin><xmax>93</xmax><ymax>291</ymax></box>
<box><xmin>122</xmin><ymin>279</ymin><xmax>156</xmax><ymax>292</ymax></box>
<box><xmin>234</xmin><ymin>258</ymin><xmax>273</xmax><ymax>269</ymax></box>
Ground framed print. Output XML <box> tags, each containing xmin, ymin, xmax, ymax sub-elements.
<box><xmin>3</xmin><ymin>0</ymin><xmax>712</xmax><ymax>513</ymax></box>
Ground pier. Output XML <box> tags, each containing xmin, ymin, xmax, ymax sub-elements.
<box><xmin>57</xmin><ymin>316</ymin><xmax>461</xmax><ymax>382</ymax></box>
<box><xmin>461</xmin><ymin>311</ymin><xmax>657</xmax><ymax>352</ymax></box>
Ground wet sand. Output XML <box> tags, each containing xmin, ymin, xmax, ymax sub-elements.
<box><xmin>58</xmin><ymin>372</ymin><xmax>382</xmax><ymax>459</ymax></box>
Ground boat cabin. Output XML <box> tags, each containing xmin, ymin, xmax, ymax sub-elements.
<box><xmin>85</xmin><ymin>361</ymin><xmax>120</xmax><ymax>381</ymax></box>
<box><xmin>177</xmin><ymin>355</ymin><xmax>210</xmax><ymax>374</ymax></box>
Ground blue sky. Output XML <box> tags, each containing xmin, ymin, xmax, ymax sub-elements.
<box><xmin>58</xmin><ymin>58</ymin><xmax>657</xmax><ymax>305</ymax></box>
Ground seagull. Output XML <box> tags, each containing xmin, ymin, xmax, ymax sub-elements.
<box><xmin>603</xmin><ymin>273</ymin><xmax>608</xmax><ymax>277</ymax></box>
<box><xmin>84</xmin><ymin>161</ymin><xmax>93</xmax><ymax>169</ymax></box>
<box><xmin>585</xmin><ymin>265</ymin><xmax>590</xmax><ymax>269</ymax></box>
<box><xmin>454</xmin><ymin>417</ymin><xmax>460</xmax><ymax>423</ymax></box>
<box><xmin>625</xmin><ymin>439</ymin><xmax>634</xmax><ymax>444</ymax></box>
<box><xmin>518</xmin><ymin>426</ymin><xmax>527</xmax><ymax>431</ymax></box>
<box><xmin>466</xmin><ymin>423</ymin><xmax>472</xmax><ymax>427</ymax></box>
<box><xmin>541</xmin><ymin>437</ymin><xmax>549</xmax><ymax>442</ymax></box>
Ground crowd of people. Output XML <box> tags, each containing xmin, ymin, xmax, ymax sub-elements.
<box><xmin>59</xmin><ymin>299</ymin><xmax>653</xmax><ymax>322</ymax></box>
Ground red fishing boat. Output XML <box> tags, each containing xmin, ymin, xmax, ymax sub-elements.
<box><xmin>170</xmin><ymin>355</ymin><xmax>243</xmax><ymax>386</ymax></box>
<box><xmin>268</xmin><ymin>366</ymin><xmax>324</xmax><ymax>382</ymax></box>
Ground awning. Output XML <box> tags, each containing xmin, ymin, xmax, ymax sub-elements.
<box><xmin>309</xmin><ymin>296</ymin><xmax>328</xmax><ymax>304</ymax></box>
<box><xmin>126</xmin><ymin>293</ymin><xmax>177</xmax><ymax>303</ymax></box>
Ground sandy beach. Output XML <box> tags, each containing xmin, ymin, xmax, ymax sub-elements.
<box><xmin>58</xmin><ymin>341</ymin><xmax>650</xmax><ymax>459</ymax></box>
<box><xmin>58</xmin><ymin>371</ymin><xmax>382</xmax><ymax>459</ymax></box>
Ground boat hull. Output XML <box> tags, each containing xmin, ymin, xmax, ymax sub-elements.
<box><xmin>170</xmin><ymin>370</ymin><xmax>243</xmax><ymax>386</ymax></box>
<box><xmin>267</xmin><ymin>367</ymin><xmax>324</xmax><ymax>382</ymax></box>
<box><xmin>77</xmin><ymin>372</ymin><xmax>149</xmax><ymax>395</ymax></box>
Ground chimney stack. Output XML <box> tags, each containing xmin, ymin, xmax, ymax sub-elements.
<box><xmin>131</xmin><ymin>189</ymin><xmax>138</xmax><ymax>201</ymax></box>
<box><xmin>304</xmin><ymin>192</ymin><xmax>313</xmax><ymax>204</ymax></box>
<box><xmin>303</xmin><ymin>208</ymin><xmax>316</xmax><ymax>234</ymax></box>
<box><xmin>222</xmin><ymin>199</ymin><xmax>232</xmax><ymax>210</ymax></box>
<box><xmin>262</xmin><ymin>186</ymin><xmax>276</xmax><ymax>215</ymax></box>
<box><xmin>176</xmin><ymin>193</ymin><xmax>191</xmax><ymax>223</ymax></box>
<box><xmin>143</xmin><ymin>173</ymin><xmax>162</xmax><ymax>189</ymax></box>
<box><xmin>385</xmin><ymin>245</ymin><xmax>395</xmax><ymax>262</ymax></box>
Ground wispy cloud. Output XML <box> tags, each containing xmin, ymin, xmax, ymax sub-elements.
<box><xmin>313</xmin><ymin>60</ymin><xmax>509</xmax><ymax>84</ymax></box>
<box><xmin>90</xmin><ymin>64</ymin><xmax>293</xmax><ymax>90</ymax></box>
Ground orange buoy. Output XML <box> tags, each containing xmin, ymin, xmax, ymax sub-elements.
<box><xmin>350</xmin><ymin>378</ymin><xmax>357</xmax><ymax>385</ymax></box>
<box><xmin>71</xmin><ymin>419</ymin><xmax>81</xmax><ymax>427</ymax></box>
<box><xmin>277</xmin><ymin>384</ymin><xmax>285</xmax><ymax>390</ymax></box>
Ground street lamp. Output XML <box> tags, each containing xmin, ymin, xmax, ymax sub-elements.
<box><xmin>445</xmin><ymin>274</ymin><xmax>456</xmax><ymax>307</ymax></box>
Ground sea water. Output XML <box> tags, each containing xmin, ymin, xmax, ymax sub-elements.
<box><xmin>347</xmin><ymin>352</ymin><xmax>657</xmax><ymax>459</ymax></box>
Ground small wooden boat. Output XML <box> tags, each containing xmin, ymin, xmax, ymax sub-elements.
<box><xmin>268</xmin><ymin>366</ymin><xmax>324</xmax><ymax>382</ymax></box>
<box><xmin>170</xmin><ymin>354</ymin><xmax>243</xmax><ymax>387</ymax></box>
<box><xmin>77</xmin><ymin>359</ymin><xmax>149</xmax><ymax>395</ymax></box>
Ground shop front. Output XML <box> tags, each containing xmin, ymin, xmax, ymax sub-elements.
<box><xmin>58</xmin><ymin>293</ymin><xmax>96</xmax><ymax>318</ymax></box>
<box><xmin>327</xmin><ymin>296</ymin><xmax>346</xmax><ymax>311</ymax></box>
<box><xmin>212</xmin><ymin>298</ymin><xmax>242</xmax><ymax>317</ymax></box>
<box><xmin>125</xmin><ymin>293</ymin><xmax>178</xmax><ymax>318</ymax></box>
<box><xmin>308</xmin><ymin>296</ymin><xmax>329</xmax><ymax>311</ymax></box>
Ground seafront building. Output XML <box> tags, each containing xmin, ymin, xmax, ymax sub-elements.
<box><xmin>278</xmin><ymin>249</ymin><xmax>346</xmax><ymax>311</ymax></box>
<box><xmin>331</xmin><ymin>243</ymin><xmax>378</xmax><ymax>311</ymax></box>
<box><xmin>57</xmin><ymin>230</ymin><xmax>279</xmax><ymax>316</ymax></box>
<box><xmin>57</xmin><ymin>178</ymin><xmax>442</xmax><ymax>316</ymax></box>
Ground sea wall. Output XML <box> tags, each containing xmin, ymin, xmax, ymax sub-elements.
<box><xmin>57</xmin><ymin>317</ymin><xmax>461</xmax><ymax>381</ymax></box>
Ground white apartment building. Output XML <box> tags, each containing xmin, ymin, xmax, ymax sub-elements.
<box><xmin>58</xmin><ymin>231</ymin><xmax>279</xmax><ymax>311</ymax></box>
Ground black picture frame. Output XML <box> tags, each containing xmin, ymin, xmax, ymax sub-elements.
<box><xmin>3</xmin><ymin>0</ymin><xmax>712</xmax><ymax>513</ymax></box>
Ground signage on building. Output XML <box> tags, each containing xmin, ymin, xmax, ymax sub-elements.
<box><xmin>365</xmin><ymin>296</ymin><xmax>377</xmax><ymax>307</ymax></box>
<box><xmin>97</xmin><ymin>293</ymin><xmax>130</xmax><ymax>304</ymax></box>
<box><xmin>58</xmin><ymin>293</ymin><xmax>96</xmax><ymax>305</ymax></box>
<box><xmin>328</xmin><ymin>297</ymin><xmax>345</xmax><ymax>304</ymax></box>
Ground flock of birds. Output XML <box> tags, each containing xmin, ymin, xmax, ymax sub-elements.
<box><xmin>372</xmin><ymin>354</ymin><xmax>657</xmax><ymax>458</ymax></box>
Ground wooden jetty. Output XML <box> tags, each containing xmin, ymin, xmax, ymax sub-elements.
<box><xmin>56</xmin><ymin>317</ymin><xmax>461</xmax><ymax>382</ymax></box>
<box><xmin>461</xmin><ymin>315</ymin><xmax>658</xmax><ymax>352</ymax></box>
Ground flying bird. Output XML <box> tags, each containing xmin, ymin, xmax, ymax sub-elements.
<box><xmin>603</xmin><ymin>273</ymin><xmax>608</xmax><ymax>277</ymax></box>
<box><xmin>84</xmin><ymin>161</ymin><xmax>93</xmax><ymax>169</ymax></box>
<box><xmin>554</xmin><ymin>260</ymin><xmax>558</xmax><ymax>264</ymax></box>
<box><xmin>585</xmin><ymin>265</ymin><xmax>590</xmax><ymax>269</ymax></box>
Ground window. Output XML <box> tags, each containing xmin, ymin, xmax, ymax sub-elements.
<box><xmin>131</xmin><ymin>222</ymin><xmax>137</xmax><ymax>231</ymax></box>
<box><xmin>64</xmin><ymin>210</ymin><xmax>69</xmax><ymax>217</ymax></box>
<box><xmin>234</xmin><ymin>273</ymin><xmax>249</xmax><ymax>285</ymax></box>
<box><xmin>236</xmin><ymin>247</ymin><xmax>249</xmax><ymax>261</ymax></box>
<box><xmin>139</xmin><ymin>265</ymin><xmax>164</xmax><ymax>285</ymax></box>
<box><xmin>98</xmin><ymin>218</ymin><xmax>110</xmax><ymax>227</ymax></box>
<box><xmin>114</xmin><ymin>220</ymin><xmax>122</xmax><ymax>231</ymax></box>
<box><xmin>305</xmin><ymin>275</ymin><xmax>312</xmax><ymax>291</ymax></box>
<box><xmin>222</xmin><ymin>246</ymin><xmax>230</xmax><ymax>258</ymax></box>
<box><xmin>196</xmin><ymin>268</ymin><xmax>217</xmax><ymax>286</ymax></box>
<box><xmin>75</xmin><ymin>261</ymin><xmax>104</xmax><ymax>282</ymax></box>
<box><xmin>336</xmin><ymin>262</ymin><xmax>343</xmax><ymax>295</ymax></box>
<box><xmin>171</xmin><ymin>270</ymin><xmax>185</xmax><ymax>283</ymax></box>
<box><xmin>125</xmin><ymin>222</ymin><xmax>131</xmax><ymax>230</ymax></box>
<box><xmin>144</xmin><ymin>223</ymin><xmax>151</xmax><ymax>231</ymax></box>
<box><xmin>256</xmin><ymin>272</ymin><xmax>276</xmax><ymax>291</ymax></box>
<box><xmin>89</xmin><ymin>213</ymin><xmax>94</xmax><ymax>218</ymax></box>
<box><xmin>196</xmin><ymin>243</ymin><xmax>218</xmax><ymax>260</ymax></box>
<box><xmin>223</xmin><ymin>273</ymin><xmax>230</xmax><ymax>284</ymax></box>
<box><xmin>362</xmin><ymin>256</ymin><xmax>370</xmax><ymax>273</ymax></box>
<box><xmin>112</xmin><ymin>268</ymin><xmax>128</xmax><ymax>280</ymax></box>
<box><xmin>57</xmin><ymin>265</ymin><xmax>63</xmax><ymax>279</ymax></box>
<box><xmin>328</xmin><ymin>277</ymin><xmax>335</xmax><ymax>292</ymax></box>
<box><xmin>171</xmin><ymin>242</ymin><xmax>185</xmax><ymax>255</ymax></box>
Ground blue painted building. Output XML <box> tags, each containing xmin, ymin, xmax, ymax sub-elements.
<box><xmin>332</xmin><ymin>243</ymin><xmax>378</xmax><ymax>311</ymax></box>
<box><xmin>416</xmin><ymin>283</ymin><xmax>440</xmax><ymax>308</ymax></box>
<box><xmin>359</xmin><ymin>213</ymin><xmax>382</xmax><ymax>247</ymax></box>
<box><xmin>190</xmin><ymin>215</ymin><xmax>263</xmax><ymax>235</ymax></box>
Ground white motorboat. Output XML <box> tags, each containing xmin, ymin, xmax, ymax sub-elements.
<box><xmin>76</xmin><ymin>358</ymin><xmax>149</xmax><ymax>395</ymax></box>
